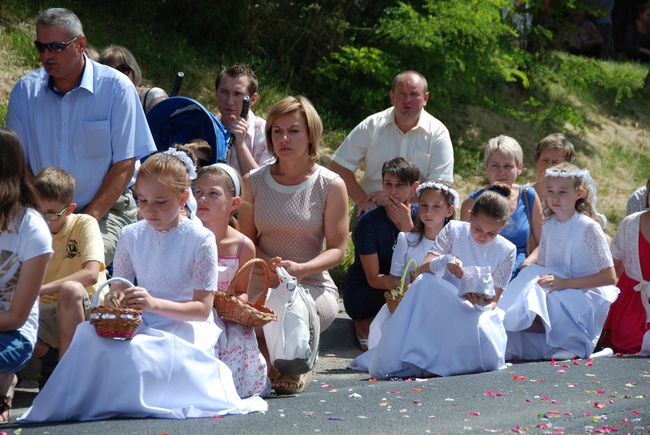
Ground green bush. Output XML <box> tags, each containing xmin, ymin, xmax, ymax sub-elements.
<box><xmin>314</xmin><ymin>0</ymin><xmax>529</xmax><ymax>125</ymax></box>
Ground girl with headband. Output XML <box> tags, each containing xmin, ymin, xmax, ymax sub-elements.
<box><xmin>366</xmin><ymin>181</ymin><xmax>458</xmax><ymax>349</ymax></box>
<box><xmin>499</xmin><ymin>162</ymin><xmax>618</xmax><ymax>360</ymax></box>
<box><xmin>21</xmin><ymin>151</ymin><xmax>267</xmax><ymax>422</ymax></box>
<box><xmin>194</xmin><ymin>163</ymin><xmax>268</xmax><ymax>398</ymax></box>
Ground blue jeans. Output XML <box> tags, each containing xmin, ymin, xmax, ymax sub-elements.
<box><xmin>0</xmin><ymin>331</ymin><xmax>33</xmax><ymax>373</ymax></box>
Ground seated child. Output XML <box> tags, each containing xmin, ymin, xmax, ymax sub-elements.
<box><xmin>194</xmin><ymin>163</ymin><xmax>268</xmax><ymax>398</ymax></box>
<box><xmin>499</xmin><ymin>163</ymin><xmax>618</xmax><ymax>360</ymax></box>
<box><xmin>350</xmin><ymin>184</ymin><xmax>516</xmax><ymax>378</ymax></box>
<box><xmin>368</xmin><ymin>181</ymin><xmax>458</xmax><ymax>349</ymax></box>
<box><xmin>0</xmin><ymin>128</ymin><xmax>52</xmax><ymax>424</ymax></box>
<box><xmin>20</xmin><ymin>149</ymin><xmax>266</xmax><ymax>422</ymax></box>
<box><xmin>32</xmin><ymin>167</ymin><xmax>106</xmax><ymax>383</ymax></box>
<box><xmin>600</xmin><ymin>208</ymin><xmax>650</xmax><ymax>354</ymax></box>
<box><xmin>343</xmin><ymin>157</ymin><xmax>419</xmax><ymax>351</ymax></box>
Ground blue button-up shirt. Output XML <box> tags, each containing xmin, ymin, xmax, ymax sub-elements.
<box><xmin>7</xmin><ymin>57</ymin><xmax>156</xmax><ymax>209</ymax></box>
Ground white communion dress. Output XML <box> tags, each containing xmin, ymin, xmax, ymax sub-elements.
<box><xmin>498</xmin><ymin>213</ymin><xmax>619</xmax><ymax>360</ymax></box>
<box><xmin>20</xmin><ymin>219</ymin><xmax>267</xmax><ymax>422</ymax></box>
<box><xmin>350</xmin><ymin>221</ymin><xmax>516</xmax><ymax>378</ymax></box>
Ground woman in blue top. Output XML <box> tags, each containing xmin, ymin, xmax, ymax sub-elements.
<box><xmin>460</xmin><ymin>135</ymin><xmax>542</xmax><ymax>279</ymax></box>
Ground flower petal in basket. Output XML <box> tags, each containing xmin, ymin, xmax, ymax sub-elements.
<box><xmin>90</xmin><ymin>277</ymin><xmax>142</xmax><ymax>340</ymax></box>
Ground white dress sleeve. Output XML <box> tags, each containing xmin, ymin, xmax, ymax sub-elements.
<box><xmin>390</xmin><ymin>232</ymin><xmax>409</xmax><ymax>276</ymax></box>
<box><xmin>112</xmin><ymin>230</ymin><xmax>136</xmax><ymax>284</ymax></box>
<box><xmin>493</xmin><ymin>245</ymin><xmax>517</xmax><ymax>289</ymax></box>
<box><xmin>430</xmin><ymin>222</ymin><xmax>454</xmax><ymax>256</ymax></box>
<box><xmin>583</xmin><ymin>220</ymin><xmax>614</xmax><ymax>270</ymax></box>
<box><xmin>191</xmin><ymin>233</ymin><xmax>219</xmax><ymax>292</ymax></box>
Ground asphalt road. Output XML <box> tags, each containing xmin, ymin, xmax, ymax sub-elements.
<box><xmin>7</xmin><ymin>314</ymin><xmax>650</xmax><ymax>434</ymax></box>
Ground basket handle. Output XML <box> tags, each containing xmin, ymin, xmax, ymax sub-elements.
<box><xmin>225</xmin><ymin>258</ymin><xmax>271</xmax><ymax>305</ymax></box>
<box><xmin>92</xmin><ymin>277</ymin><xmax>135</xmax><ymax>308</ymax></box>
<box><xmin>399</xmin><ymin>258</ymin><xmax>418</xmax><ymax>292</ymax></box>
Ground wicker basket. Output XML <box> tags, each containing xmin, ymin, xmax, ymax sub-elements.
<box><xmin>384</xmin><ymin>258</ymin><xmax>418</xmax><ymax>314</ymax></box>
<box><xmin>214</xmin><ymin>258</ymin><xmax>278</xmax><ymax>327</ymax></box>
<box><xmin>89</xmin><ymin>277</ymin><xmax>142</xmax><ymax>340</ymax></box>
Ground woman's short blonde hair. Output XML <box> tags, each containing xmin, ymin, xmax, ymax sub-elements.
<box><xmin>265</xmin><ymin>96</ymin><xmax>322</xmax><ymax>163</ymax></box>
<box><xmin>98</xmin><ymin>45</ymin><xmax>142</xmax><ymax>86</ymax></box>
<box><xmin>483</xmin><ymin>135</ymin><xmax>523</xmax><ymax>167</ymax></box>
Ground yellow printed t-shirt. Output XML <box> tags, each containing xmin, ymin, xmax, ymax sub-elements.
<box><xmin>41</xmin><ymin>213</ymin><xmax>106</xmax><ymax>304</ymax></box>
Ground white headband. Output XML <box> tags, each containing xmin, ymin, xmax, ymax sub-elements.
<box><xmin>163</xmin><ymin>148</ymin><xmax>197</xmax><ymax>180</ymax></box>
<box><xmin>545</xmin><ymin>167</ymin><xmax>607</xmax><ymax>227</ymax></box>
<box><xmin>416</xmin><ymin>181</ymin><xmax>459</xmax><ymax>208</ymax></box>
<box><xmin>209</xmin><ymin>163</ymin><xmax>241</xmax><ymax>197</ymax></box>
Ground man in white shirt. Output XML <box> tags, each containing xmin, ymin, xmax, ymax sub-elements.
<box><xmin>214</xmin><ymin>64</ymin><xmax>274</xmax><ymax>175</ymax></box>
<box><xmin>330</xmin><ymin>70</ymin><xmax>454</xmax><ymax>217</ymax></box>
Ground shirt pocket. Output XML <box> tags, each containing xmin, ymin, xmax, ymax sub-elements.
<box><xmin>83</xmin><ymin>120</ymin><xmax>111</xmax><ymax>159</ymax></box>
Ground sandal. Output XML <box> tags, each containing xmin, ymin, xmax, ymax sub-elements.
<box><xmin>272</xmin><ymin>371</ymin><xmax>313</xmax><ymax>395</ymax></box>
<box><xmin>0</xmin><ymin>375</ymin><xmax>17</xmax><ymax>425</ymax></box>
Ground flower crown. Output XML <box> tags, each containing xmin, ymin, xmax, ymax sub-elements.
<box><xmin>416</xmin><ymin>181</ymin><xmax>459</xmax><ymax>208</ymax></box>
<box><xmin>163</xmin><ymin>148</ymin><xmax>197</xmax><ymax>180</ymax></box>
<box><xmin>545</xmin><ymin>166</ymin><xmax>607</xmax><ymax>227</ymax></box>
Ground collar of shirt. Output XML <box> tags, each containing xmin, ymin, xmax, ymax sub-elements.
<box><xmin>47</xmin><ymin>54</ymin><xmax>94</xmax><ymax>97</ymax></box>
<box><xmin>383</xmin><ymin>106</ymin><xmax>428</xmax><ymax>133</ymax></box>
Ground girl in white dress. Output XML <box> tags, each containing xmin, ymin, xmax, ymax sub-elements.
<box><xmin>351</xmin><ymin>184</ymin><xmax>516</xmax><ymax>378</ymax></box>
<box><xmin>194</xmin><ymin>163</ymin><xmax>267</xmax><ymax>398</ymax></box>
<box><xmin>368</xmin><ymin>181</ymin><xmax>458</xmax><ymax>349</ymax></box>
<box><xmin>499</xmin><ymin>163</ymin><xmax>618</xmax><ymax>360</ymax></box>
<box><xmin>20</xmin><ymin>150</ymin><xmax>267</xmax><ymax>422</ymax></box>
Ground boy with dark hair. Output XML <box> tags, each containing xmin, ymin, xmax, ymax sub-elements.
<box><xmin>343</xmin><ymin>157</ymin><xmax>420</xmax><ymax>350</ymax></box>
<box><xmin>33</xmin><ymin>167</ymin><xmax>106</xmax><ymax>386</ymax></box>
<box><xmin>214</xmin><ymin>63</ymin><xmax>274</xmax><ymax>175</ymax></box>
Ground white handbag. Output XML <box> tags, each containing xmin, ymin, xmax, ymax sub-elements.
<box><xmin>263</xmin><ymin>266</ymin><xmax>320</xmax><ymax>375</ymax></box>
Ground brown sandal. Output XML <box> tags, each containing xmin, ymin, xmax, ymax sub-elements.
<box><xmin>272</xmin><ymin>371</ymin><xmax>313</xmax><ymax>395</ymax></box>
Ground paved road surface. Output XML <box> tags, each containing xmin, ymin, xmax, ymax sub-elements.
<box><xmin>7</xmin><ymin>314</ymin><xmax>650</xmax><ymax>434</ymax></box>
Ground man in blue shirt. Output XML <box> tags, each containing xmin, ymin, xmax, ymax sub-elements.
<box><xmin>7</xmin><ymin>8</ymin><xmax>156</xmax><ymax>265</ymax></box>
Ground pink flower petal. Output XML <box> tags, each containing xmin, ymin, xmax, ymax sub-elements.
<box><xmin>469</xmin><ymin>411</ymin><xmax>481</xmax><ymax>416</ymax></box>
<box><xmin>594</xmin><ymin>401</ymin><xmax>606</xmax><ymax>409</ymax></box>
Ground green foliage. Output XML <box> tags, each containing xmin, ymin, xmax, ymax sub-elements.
<box><xmin>313</xmin><ymin>46</ymin><xmax>399</xmax><ymax>121</ymax></box>
<box><xmin>1</xmin><ymin>26</ymin><xmax>41</xmax><ymax>68</ymax></box>
<box><xmin>314</xmin><ymin>0</ymin><xmax>529</xmax><ymax>124</ymax></box>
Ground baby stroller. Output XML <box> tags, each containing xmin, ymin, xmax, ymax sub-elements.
<box><xmin>146</xmin><ymin>96</ymin><xmax>230</xmax><ymax>163</ymax></box>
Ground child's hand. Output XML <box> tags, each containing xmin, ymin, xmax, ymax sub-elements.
<box><xmin>386</xmin><ymin>194</ymin><xmax>413</xmax><ymax>232</ymax></box>
<box><xmin>123</xmin><ymin>286</ymin><xmax>156</xmax><ymax>310</ymax></box>
<box><xmin>464</xmin><ymin>292</ymin><xmax>493</xmax><ymax>306</ymax></box>
<box><xmin>104</xmin><ymin>291</ymin><xmax>124</xmax><ymax>308</ymax></box>
<box><xmin>447</xmin><ymin>257</ymin><xmax>464</xmax><ymax>279</ymax></box>
<box><xmin>537</xmin><ymin>274</ymin><xmax>568</xmax><ymax>292</ymax></box>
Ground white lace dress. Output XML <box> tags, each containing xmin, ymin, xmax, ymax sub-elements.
<box><xmin>214</xmin><ymin>239</ymin><xmax>268</xmax><ymax>398</ymax></box>
<box><xmin>499</xmin><ymin>213</ymin><xmax>619</xmax><ymax>360</ymax></box>
<box><xmin>368</xmin><ymin>232</ymin><xmax>436</xmax><ymax>349</ymax></box>
<box><xmin>20</xmin><ymin>219</ymin><xmax>267</xmax><ymax>422</ymax></box>
<box><xmin>350</xmin><ymin>221</ymin><xmax>516</xmax><ymax>378</ymax></box>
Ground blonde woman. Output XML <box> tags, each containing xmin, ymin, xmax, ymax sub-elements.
<box><xmin>240</xmin><ymin>96</ymin><xmax>349</xmax><ymax>394</ymax></box>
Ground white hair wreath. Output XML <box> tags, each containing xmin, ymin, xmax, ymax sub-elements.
<box><xmin>415</xmin><ymin>181</ymin><xmax>459</xmax><ymax>208</ymax></box>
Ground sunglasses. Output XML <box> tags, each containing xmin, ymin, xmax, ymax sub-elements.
<box><xmin>34</xmin><ymin>36</ymin><xmax>80</xmax><ymax>53</ymax></box>
<box><xmin>114</xmin><ymin>64</ymin><xmax>133</xmax><ymax>75</ymax></box>
<box><xmin>42</xmin><ymin>205</ymin><xmax>70</xmax><ymax>221</ymax></box>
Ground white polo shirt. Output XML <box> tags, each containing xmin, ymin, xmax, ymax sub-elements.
<box><xmin>332</xmin><ymin>107</ymin><xmax>454</xmax><ymax>195</ymax></box>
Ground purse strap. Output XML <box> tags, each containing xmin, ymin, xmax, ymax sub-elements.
<box><xmin>523</xmin><ymin>185</ymin><xmax>538</xmax><ymax>246</ymax></box>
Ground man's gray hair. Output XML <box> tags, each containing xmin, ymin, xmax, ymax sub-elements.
<box><xmin>36</xmin><ymin>8</ymin><xmax>84</xmax><ymax>38</ymax></box>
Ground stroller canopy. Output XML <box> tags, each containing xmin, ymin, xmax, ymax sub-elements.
<box><xmin>146</xmin><ymin>96</ymin><xmax>229</xmax><ymax>163</ymax></box>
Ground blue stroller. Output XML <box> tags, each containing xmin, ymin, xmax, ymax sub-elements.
<box><xmin>146</xmin><ymin>96</ymin><xmax>230</xmax><ymax>163</ymax></box>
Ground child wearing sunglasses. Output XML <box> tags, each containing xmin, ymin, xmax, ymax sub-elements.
<box><xmin>32</xmin><ymin>167</ymin><xmax>106</xmax><ymax>387</ymax></box>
